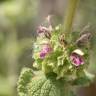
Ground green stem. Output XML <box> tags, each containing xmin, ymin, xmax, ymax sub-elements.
<box><xmin>63</xmin><ymin>0</ymin><xmax>79</xmax><ymax>38</ymax></box>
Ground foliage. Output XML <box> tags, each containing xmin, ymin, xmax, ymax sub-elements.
<box><xmin>0</xmin><ymin>0</ymin><xmax>96</xmax><ymax>96</ymax></box>
<box><xmin>17</xmin><ymin>15</ymin><xmax>95</xmax><ymax>96</ymax></box>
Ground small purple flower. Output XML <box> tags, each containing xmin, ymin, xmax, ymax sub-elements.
<box><xmin>40</xmin><ymin>52</ymin><xmax>46</xmax><ymax>59</ymax></box>
<box><xmin>70</xmin><ymin>49</ymin><xmax>84</xmax><ymax>66</ymax></box>
<box><xmin>39</xmin><ymin>44</ymin><xmax>52</xmax><ymax>59</ymax></box>
<box><xmin>37</xmin><ymin>26</ymin><xmax>49</xmax><ymax>34</ymax></box>
<box><xmin>42</xmin><ymin>44</ymin><xmax>52</xmax><ymax>53</ymax></box>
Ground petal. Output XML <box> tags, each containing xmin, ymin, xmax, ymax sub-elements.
<box><xmin>40</xmin><ymin>52</ymin><xmax>46</xmax><ymax>59</ymax></box>
<box><xmin>72</xmin><ymin>49</ymin><xmax>84</xmax><ymax>56</ymax></box>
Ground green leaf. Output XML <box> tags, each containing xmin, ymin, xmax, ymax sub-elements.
<box><xmin>17</xmin><ymin>68</ymin><xmax>34</xmax><ymax>96</ymax></box>
<box><xmin>27</xmin><ymin>72</ymin><xmax>65</xmax><ymax>96</ymax></box>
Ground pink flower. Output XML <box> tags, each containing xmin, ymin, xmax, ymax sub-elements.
<box><xmin>42</xmin><ymin>44</ymin><xmax>52</xmax><ymax>52</ymax></box>
<box><xmin>40</xmin><ymin>52</ymin><xmax>46</xmax><ymax>59</ymax></box>
<box><xmin>39</xmin><ymin>44</ymin><xmax>52</xmax><ymax>59</ymax></box>
<box><xmin>36</xmin><ymin>15</ymin><xmax>53</xmax><ymax>35</ymax></box>
<box><xmin>37</xmin><ymin>26</ymin><xmax>49</xmax><ymax>34</ymax></box>
<box><xmin>70</xmin><ymin>49</ymin><xmax>84</xmax><ymax>66</ymax></box>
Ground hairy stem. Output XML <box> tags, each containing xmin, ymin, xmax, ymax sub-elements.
<box><xmin>63</xmin><ymin>0</ymin><xmax>79</xmax><ymax>38</ymax></box>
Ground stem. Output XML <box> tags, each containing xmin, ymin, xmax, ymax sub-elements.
<box><xmin>63</xmin><ymin>0</ymin><xmax>79</xmax><ymax>38</ymax></box>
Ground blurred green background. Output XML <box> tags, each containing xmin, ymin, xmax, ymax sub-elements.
<box><xmin>0</xmin><ymin>0</ymin><xmax>37</xmax><ymax>96</ymax></box>
<box><xmin>0</xmin><ymin>0</ymin><xmax>96</xmax><ymax>96</ymax></box>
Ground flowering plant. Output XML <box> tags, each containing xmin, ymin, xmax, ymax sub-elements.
<box><xmin>33</xmin><ymin>16</ymin><xmax>93</xmax><ymax>81</ymax></box>
<box><xmin>17</xmin><ymin>16</ymin><xmax>94</xmax><ymax>96</ymax></box>
<box><xmin>17</xmin><ymin>0</ymin><xmax>95</xmax><ymax>96</ymax></box>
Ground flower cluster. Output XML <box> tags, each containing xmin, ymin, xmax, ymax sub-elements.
<box><xmin>33</xmin><ymin>15</ymin><xmax>91</xmax><ymax>80</ymax></box>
